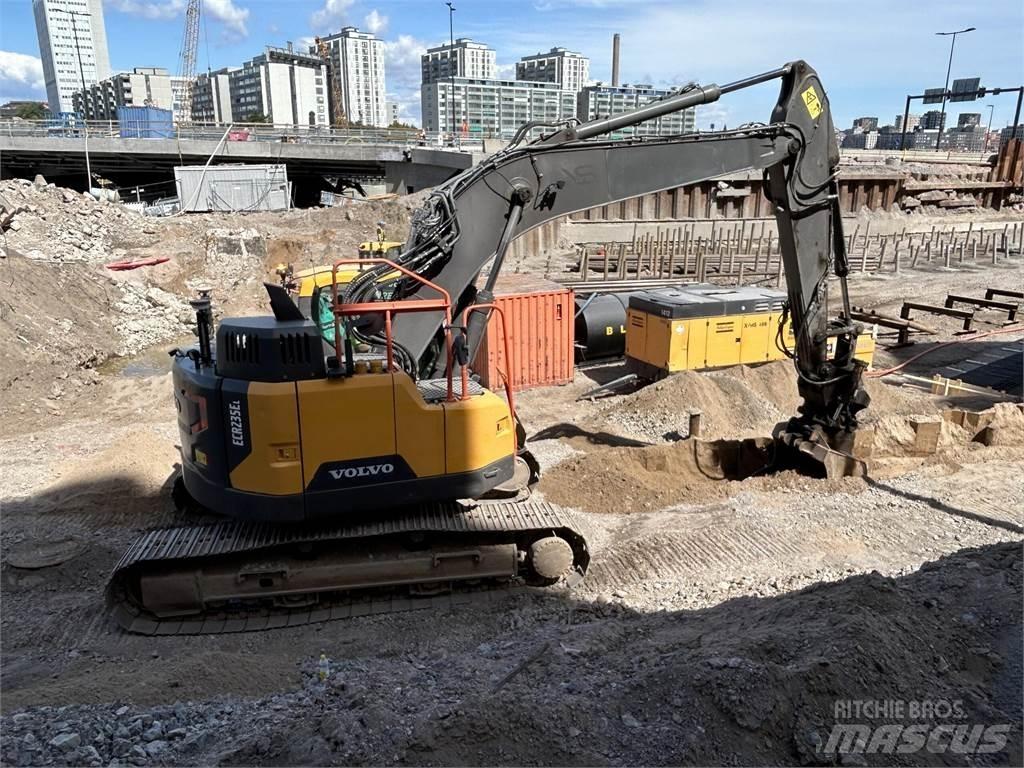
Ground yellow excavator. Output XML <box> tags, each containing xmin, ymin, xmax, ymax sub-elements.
<box><xmin>109</xmin><ymin>61</ymin><xmax>869</xmax><ymax>634</ymax></box>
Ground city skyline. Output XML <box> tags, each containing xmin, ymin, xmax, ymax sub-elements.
<box><xmin>1</xmin><ymin>0</ymin><xmax>1022</xmax><ymax>129</ymax></box>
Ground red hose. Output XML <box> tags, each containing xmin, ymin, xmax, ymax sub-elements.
<box><xmin>866</xmin><ymin>325</ymin><xmax>1023</xmax><ymax>378</ymax></box>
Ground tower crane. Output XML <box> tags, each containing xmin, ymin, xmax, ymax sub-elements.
<box><xmin>315</xmin><ymin>36</ymin><xmax>347</xmax><ymax>127</ymax></box>
<box><xmin>176</xmin><ymin>0</ymin><xmax>201</xmax><ymax>123</ymax></box>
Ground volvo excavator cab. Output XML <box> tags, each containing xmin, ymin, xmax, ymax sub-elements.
<box><xmin>111</xmin><ymin>60</ymin><xmax>870</xmax><ymax>634</ymax></box>
<box><xmin>172</xmin><ymin>263</ymin><xmax>521</xmax><ymax>522</ymax></box>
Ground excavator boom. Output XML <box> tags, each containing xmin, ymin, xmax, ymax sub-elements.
<box><xmin>351</xmin><ymin>60</ymin><xmax>867</xmax><ymax>450</ymax></box>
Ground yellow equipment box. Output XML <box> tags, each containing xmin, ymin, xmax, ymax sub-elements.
<box><xmin>625</xmin><ymin>284</ymin><xmax>874</xmax><ymax>379</ymax></box>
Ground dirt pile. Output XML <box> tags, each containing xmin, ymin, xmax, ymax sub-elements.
<box><xmin>596</xmin><ymin>361</ymin><xmax>801</xmax><ymax>442</ymax></box>
<box><xmin>0</xmin><ymin>178</ymin><xmax>425</xmax><ymax>436</ymax></box>
<box><xmin>539</xmin><ymin>439</ymin><xmax>734</xmax><ymax>513</ymax></box>
<box><xmin>870</xmin><ymin>403</ymin><xmax>1024</xmax><ymax>461</ymax></box>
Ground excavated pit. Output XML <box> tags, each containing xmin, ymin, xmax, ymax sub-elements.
<box><xmin>539</xmin><ymin>362</ymin><xmax>1024</xmax><ymax>515</ymax></box>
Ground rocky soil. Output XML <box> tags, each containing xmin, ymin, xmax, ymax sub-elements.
<box><xmin>0</xmin><ymin>178</ymin><xmax>424</xmax><ymax>435</ymax></box>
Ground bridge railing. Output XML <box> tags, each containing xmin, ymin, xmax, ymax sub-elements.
<box><xmin>0</xmin><ymin>119</ymin><xmax>488</xmax><ymax>151</ymax></box>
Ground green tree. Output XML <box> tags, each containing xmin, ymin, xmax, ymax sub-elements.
<box><xmin>388</xmin><ymin>120</ymin><xmax>419</xmax><ymax>132</ymax></box>
<box><xmin>15</xmin><ymin>102</ymin><xmax>48</xmax><ymax>120</ymax></box>
<box><xmin>245</xmin><ymin>111</ymin><xmax>269</xmax><ymax>124</ymax></box>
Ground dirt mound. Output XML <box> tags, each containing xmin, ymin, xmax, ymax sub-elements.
<box><xmin>540</xmin><ymin>438</ymin><xmax>741</xmax><ymax>513</ymax></box>
<box><xmin>597</xmin><ymin>361</ymin><xmax>800</xmax><ymax>442</ymax></box>
<box><xmin>980</xmin><ymin>402</ymin><xmax>1024</xmax><ymax>445</ymax></box>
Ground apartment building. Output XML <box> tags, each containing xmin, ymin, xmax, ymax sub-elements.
<box><xmin>33</xmin><ymin>0</ymin><xmax>112</xmax><ymax>113</ymax></box>
<box><xmin>71</xmin><ymin>66</ymin><xmax>174</xmax><ymax>120</ymax></box>
<box><xmin>421</xmin><ymin>39</ymin><xmax>496</xmax><ymax>84</ymax></box>
<box><xmin>315</xmin><ymin>27</ymin><xmax>387</xmax><ymax>127</ymax></box>
<box><xmin>516</xmin><ymin>47</ymin><xmax>589</xmax><ymax>93</ymax></box>
<box><xmin>192</xmin><ymin>68</ymin><xmax>236</xmax><ymax>123</ymax></box>
<box><xmin>229</xmin><ymin>45</ymin><xmax>328</xmax><ymax>127</ymax></box>
<box><xmin>576</xmin><ymin>83</ymin><xmax>696</xmax><ymax>139</ymax></box>
<box><xmin>421</xmin><ymin>77</ymin><xmax>575</xmax><ymax>139</ymax></box>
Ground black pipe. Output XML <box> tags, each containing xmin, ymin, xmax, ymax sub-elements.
<box><xmin>574</xmin><ymin>291</ymin><xmax>646</xmax><ymax>360</ymax></box>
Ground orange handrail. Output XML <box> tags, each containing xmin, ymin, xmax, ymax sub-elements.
<box><xmin>328</xmin><ymin>258</ymin><xmax>457</xmax><ymax>401</ymax></box>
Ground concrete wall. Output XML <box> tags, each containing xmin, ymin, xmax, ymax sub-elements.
<box><xmin>267</xmin><ymin>64</ymin><xmax>293</xmax><ymax>124</ymax></box>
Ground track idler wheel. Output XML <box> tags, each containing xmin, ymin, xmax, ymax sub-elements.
<box><xmin>528</xmin><ymin>536</ymin><xmax>575</xmax><ymax>581</ymax></box>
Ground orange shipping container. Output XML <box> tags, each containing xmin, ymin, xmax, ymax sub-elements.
<box><xmin>472</xmin><ymin>274</ymin><xmax>574</xmax><ymax>392</ymax></box>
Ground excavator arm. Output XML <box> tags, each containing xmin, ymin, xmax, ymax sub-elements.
<box><xmin>347</xmin><ymin>60</ymin><xmax>868</xmax><ymax>468</ymax></box>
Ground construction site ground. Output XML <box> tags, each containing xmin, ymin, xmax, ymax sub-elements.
<box><xmin>0</xmin><ymin>177</ymin><xmax>1022</xmax><ymax>767</ymax></box>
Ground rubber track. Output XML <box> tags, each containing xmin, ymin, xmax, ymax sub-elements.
<box><xmin>107</xmin><ymin>500</ymin><xmax>589</xmax><ymax>635</ymax></box>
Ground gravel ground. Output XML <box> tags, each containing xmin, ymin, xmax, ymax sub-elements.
<box><xmin>1</xmin><ymin>201</ymin><xmax>1022</xmax><ymax>766</ymax></box>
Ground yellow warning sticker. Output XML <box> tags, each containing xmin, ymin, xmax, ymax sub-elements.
<box><xmin>801</xmin><ymin>86</ymin><xmax>823</xmax><ymax>119</ymax></box>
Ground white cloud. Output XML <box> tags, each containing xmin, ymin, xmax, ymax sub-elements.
<box><xmin>311</xmin><ymin>0</ymin><xmax>355</xmax><ymax>30</ymax></box>
<box><xmin>108</xmin><ymin>0</ymin><xmax>249</xmax><ymax>39</ymax></box>
<box><xmin>495</xmin><ymin>63</ymin><xmax>515</xmax><ymax>80</ymax></box>
<box><xmin>0</xmin><ymin>51</ymin><xmax>46</xmax><ymax>101</ymax></box>
<box><xmin>364</xmin><ymin>9</ymin><xmax>388</xmax><ymax>35</ymax></box>
<box><xmin>106</xmin><ymin>0</ymin><xmax>183</xmax><ymax>20</ymax></box>
<box><xmin>384</xmin><ymin>34</ymin><xmax>428</xmax><ymax>125</ymax></box>
<box><xmin>204</xmin><ymin>0</ymin><xmax>250</xmax><ymax>38</ymax></box>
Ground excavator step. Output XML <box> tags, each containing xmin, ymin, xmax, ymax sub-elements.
<box><xmin>107</xmin><ymin>500</ymin><xmax>589</xmax><ymax>635</ymax></box>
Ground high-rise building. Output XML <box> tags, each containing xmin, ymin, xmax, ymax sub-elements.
<box><xmin>843</xmin><ymin>130</ymin><xmax>879</xmax><ymax>149</ymax></box>
<box><xmin>851</xmin><ymin>116</ymin><xmax>878</xmax><ymax>131</ymax></box>
<box><xmin>957</xmin><ymin>112</ymin><xmax>982</xmax><ymax>128</ymax></box>
<box><xmin>516</xmin><ymin>47</ymin><xmax>590</xmax><ymax>93</ymax></box>
<box><xmin>170</xmin><ymin>77</ymin><xmax>190</xmax><ymax>120</ymax></box>
<box><xmin>192</xmin><ymin>68</ymin><xmax>236</xmax><ymax>123</ymax></box>
<box><xmin>385</xmin><ymin>100</ymin><xmax>401</xmax><ymax>125</ymax></box>
<box><xmin>894</xmin><ymin>113</ymin><xmax>920</xmax><ymax>132</ymax></box>
<box><xmin>33</xmin><ymin>0</ymin><xmax>112</xmax><ymax>114</ymax></box>
<box><xmin>421</xmin><ymin>39</ymin><xmax>496</xmax><ymax>85</ymax></box>
<box><xmin>999</xmin><ymin>124</ymin><xmax>1024</xmax><ymax>147</ymax></box>
<box><xmin>421</xmin><ymin>77</ymin><xmax>575</xmax><ymax>139</ymax></box>
<box><xmin>71</xmin><ymin>67</ymin><xmax>175</xmax><ymax>120</ymax></box>
<box><xmin>943</xmin><ymin>126</ymin><xmax>985</xmax><ymax>152</ymax></box>
<box><xmin>921</xmin><ymin>110</ymin><xmax>944</xmax><ymax>130</ymax></box>
<box><xmin>315</xmin><ymin>27</ymin><xmax>387</xmax><ymax>127</ymax></box>
<box><xmin>576</xmin><ymin>84</ymin><xmax>696</xmax><ymax>139</ymax></box>
<box><xmin>229</xmin><ymin>46</ymin><xmax>328</xmax><ymax>127</ymax></box>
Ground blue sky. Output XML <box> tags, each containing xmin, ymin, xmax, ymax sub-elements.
<box><xmin>1</xmin><ymin>0</ymin><xmax>1022</xmax><ymax>129</ymax></box>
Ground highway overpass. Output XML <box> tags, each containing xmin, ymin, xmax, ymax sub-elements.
<box><xmin>0</xmin><ymin>128</ymin><xmax>480</xmax><ymax>203</ymax></box>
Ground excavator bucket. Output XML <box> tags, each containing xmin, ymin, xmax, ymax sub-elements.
<box><xmin>791</xmin><ymin>435</ymin><xmax>868</xmax><ymax>479</ymax></box>
<box><xmin>773</xmin><ymin>423</ymin><xmax>871</xmax><ymax>479</ymax></box>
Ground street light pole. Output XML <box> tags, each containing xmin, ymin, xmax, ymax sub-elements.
<box><xmin>55</xmin><ymin>6</ymin><xmax>92</xmax><ymax>191</ymax></box>
<box><xmin>934</xmin><ymin>26</ymin><xmax>976</xmax><ymax>151</ymax></box>
<box><xmin>446</xmin><ymin>2</ymin><xmax>456</xmax><ymax>145</ymax></box>
<box><xmin>985</xmin><ymin>104</ymin><xmax>995</xmax><ymax>152</ymax></box>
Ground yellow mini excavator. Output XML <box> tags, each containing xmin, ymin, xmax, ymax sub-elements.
<box><xmin>109</xmin><ymin>61</ymin><xmax>869</xmax><ymax>633</ymax></box>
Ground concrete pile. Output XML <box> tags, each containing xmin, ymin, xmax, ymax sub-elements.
<box><xmin>0</xmin><ymin>178</ymin><xmax>146</xmax><ymax>263</ymax></box>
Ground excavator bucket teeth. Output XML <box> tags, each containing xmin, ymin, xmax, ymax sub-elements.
<box><xmin>774</xmin><ymin>422</ymin><xmax>869</xmax><ymax>479</ymax></box>
<box><xmin>794</xmin><ymin>438</ymin><xmax>867</xmax><ymax>479</ymax></box>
